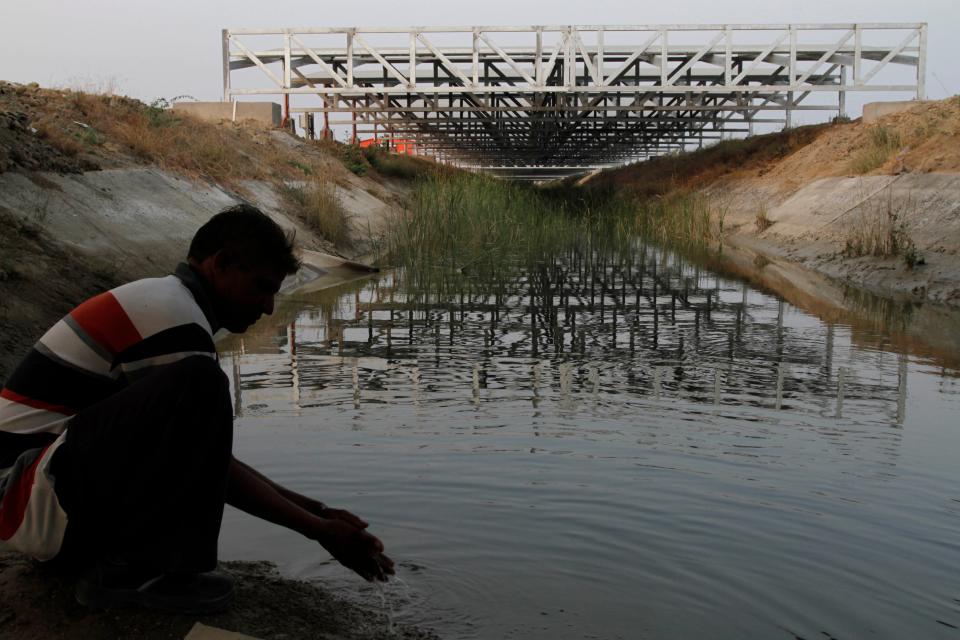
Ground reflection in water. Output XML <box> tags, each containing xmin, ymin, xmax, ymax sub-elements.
<box><xmin>228</xmin><ymin>244</ymin><xmax>915</xmax><ymax>432</ymax></box>
<box><xmin>219</xmin><ymin>242</ymin><xmax>960</xmax><ymax>640</ymax></box>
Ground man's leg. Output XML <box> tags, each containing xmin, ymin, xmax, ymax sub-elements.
<box><xmin>52</xmin><ymin>355</ymin><xmax>233</xmax><ymax>577</ymax></box>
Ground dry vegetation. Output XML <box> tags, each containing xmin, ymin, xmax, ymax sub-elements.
<box><xmin>0</xmin><ymin>81</ymin><xmax>440</xmax><ymax>251</ymax></box>
<box><xmin>849</xmin><ymin>125</ymin><xmax>903</xmax><ymax>174</ymax></box>
<box><xmin>588</xmin><ymin>125</ymin><xmax>828</xmax><ymax>198</ymax></box>
<box><xmin>584</xmin><ymin>96</ymin><xmax>960</xmax><ymax>271</ymax></box>
<box><xmin>591</xmin><ymin>96</ymin><xmax>960</xmax><ymax>197</ymax></box>
<box><xmin>842</xmin><ymin>188</ymin><xmax>924</xmax><ymax>268</ymax></box>
<box><xmin>278</xmin><ymin>177</ymin><xmax>352</xmax><ymax>246</ymax></box>
<box><xmin>28</xmin><ymin>90</ymin><xmax>314</xmax><ymax>185</ymax></box>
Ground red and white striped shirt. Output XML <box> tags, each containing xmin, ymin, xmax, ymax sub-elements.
<box><xmin>0</xmin><ymin>264</ymin><xmax>218</xmax><ymax>559</ymax></box>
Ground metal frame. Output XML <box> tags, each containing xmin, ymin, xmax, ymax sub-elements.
<box><xmin>223</xmin><ymin>24</ymin><xmax>926</xmax><ymax>178</ymax></box>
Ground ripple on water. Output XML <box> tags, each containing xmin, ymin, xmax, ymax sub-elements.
<box><xmin>220</xmin><ymin>248</ymin><xmax>960</xmax><ymax>639</ymax></box>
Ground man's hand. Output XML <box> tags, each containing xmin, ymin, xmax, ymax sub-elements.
<box><xmin>314</xmin><ymin>505</ymin><xmax>370</xmax><ymax>529</ymax></box>
<box><xmin>226</xmin><ymin>459</ymin><xmax>392</xmax><ymax>581</ymax></box>
<box><xmin>312</xmin><ymin>519</ymin><xmax>396</xmax><ymax>582</ymax></box>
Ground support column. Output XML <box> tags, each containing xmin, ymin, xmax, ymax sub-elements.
<box><xmin>839</xmin><ymin>66</ymin><xmax>847</xmax><ymax>119</ymax></box>
<box><xmin>302</xmin><ymin>113</ymin><xmax>315</xmax><ymax>140</ymax></box>
<box><xmin>322</xmin><ymin>105</ymin><xmax>330</xmax><ymax>140</ymax></box>
<box><xmin>221</xmin><ymin>29</ymin><xmax>231</xmax><ymax>102</ymax></box>
<box><xmin>785</xmin><ymin>91</ymin><xmax>793</xmax><ymax>129</ymax></box>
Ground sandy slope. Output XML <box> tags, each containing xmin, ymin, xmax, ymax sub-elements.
<box><xmin>591</xmin><ymin>96</ymin><xmax>960</xmax><ymax>307</ymax></box>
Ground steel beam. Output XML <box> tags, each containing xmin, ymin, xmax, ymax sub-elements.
<box><xmin>223</xmin><ymin>23</ymin><xmax>926</xmax><ymax>176</ymax></box>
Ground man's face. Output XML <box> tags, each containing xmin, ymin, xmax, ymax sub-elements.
<box><xmin>210</xmin><ymin>259</ymin><xmax>287</xmax><ymax>333</ymax></box>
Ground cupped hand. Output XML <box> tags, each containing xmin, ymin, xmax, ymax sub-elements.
<box><xmin>320</xmin><ymin>506</ymin><xmax>369</xmax><ymax>530</ymax></box>
<box><xmin>314</xmin><ymin>519</ymin><xmax>395</xmax><ymax>582</ymax></box>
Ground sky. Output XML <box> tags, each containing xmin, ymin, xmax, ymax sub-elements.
<box><xmin>1</xmin><ymin>0</ymin><xmax>957</xmax><ymax>131</ymax></box>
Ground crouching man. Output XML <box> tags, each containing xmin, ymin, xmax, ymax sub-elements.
<box><xmin>0</xmin><ymin>204</ymin><xmax>393</xmax><ymax>614</ymax></box>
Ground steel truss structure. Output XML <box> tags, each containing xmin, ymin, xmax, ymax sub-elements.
<box><xmin>223</xmin><ymin>24</ymin><xmax>926</xmax><ymax>178</ymax></box>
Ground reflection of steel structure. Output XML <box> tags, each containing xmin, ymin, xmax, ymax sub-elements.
<box><xmin>255</xmin><ymin>246</ymin><xmax>910</xmax><ymax>425</ymax></box>
<box><xmin>223</xmin><ymin>24</ymin><xmax>926</xmax><ymax>178</ymax></box>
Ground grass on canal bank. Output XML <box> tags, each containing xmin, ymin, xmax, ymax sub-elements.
<box><xmin>376</xmin><ymin>172</ymin><xmax>718</xmax><ymax>284</ymax></box>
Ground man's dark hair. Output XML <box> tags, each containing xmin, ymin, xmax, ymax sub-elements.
<box><xmin>189</xmin><ymin>204</ymin><xmax>301</xmax><ymax>274</ymax></box>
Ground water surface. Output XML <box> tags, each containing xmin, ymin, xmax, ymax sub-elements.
<box><xmin>218</xmin><ymin>245</ymin><xmax>960</xmax><ymax>639</ymax></box>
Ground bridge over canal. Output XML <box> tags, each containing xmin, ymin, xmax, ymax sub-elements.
<box><xmin>222</xmin><ymin>24</ymin><xmax>927</xmax><ymax>179</ymax></box>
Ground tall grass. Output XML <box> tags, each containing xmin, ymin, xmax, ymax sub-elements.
<box><xmin>635</xmin><ymin>192</ymin><xmax>714</xmax><ymax>247</ymax></box>
<box><xmin>362</xmin><ymin>146</ymin><xmax>434</xmax><ymax>180</ymax></box>
<box><xmin>843</xmin><ymin>189</ymin><xmax>923</xmax><ymax>268</ymax></box>
<box><xmin>849</xmin><ymin>125</ymin><xmax>902</xmax><ymax>174</ymax></box>
<box><xmin>279</xmin><ymin>178</ymin><xmax>351</xmax><ymax>246</ymax></box>
<box><xmin>379</xmin><ymin>172</ymin><xmax>716</xmax><ymax>295</ymax></box>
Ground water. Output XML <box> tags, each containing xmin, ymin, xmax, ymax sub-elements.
<box><xmin>217</xmin><ymin>244</ymin><xmax>960</xmax><ymax>639</ymax></box>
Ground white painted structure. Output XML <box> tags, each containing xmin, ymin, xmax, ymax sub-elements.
<box><xmin>223</xmin><ymin>24</ymin><xmax>927</xmax><ymax>178</ymax></box>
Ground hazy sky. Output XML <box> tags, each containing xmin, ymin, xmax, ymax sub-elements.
<box><xmin>1</xmin><ymin>0</ymin><xmax>956</xmax><ymax>121</ymax></box>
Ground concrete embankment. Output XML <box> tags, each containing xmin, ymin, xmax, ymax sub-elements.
<box><xmin>0</xmin><ymin>157</ymin><xmax>404</xmax><ymax>384</ymax></box>
<box><xmin>590</xmin><ymin>97</ymin><xmax>960</xmax><ymax>309</ymax></box>
<box><xmin>712</xmin><ymin>172</ymin><xmax>960</xmax><ymax>305</ymax></box>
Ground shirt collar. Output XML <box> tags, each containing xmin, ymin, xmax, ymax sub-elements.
<box><xmin>173</xmin><ymin>262</ymin><xmax>220</xmax><ymax>333</ymax></box>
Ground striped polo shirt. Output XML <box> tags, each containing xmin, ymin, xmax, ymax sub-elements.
<box><xmin>0</xmin><ymin>263</ymin><xmax>219</xmax><ymax>559</ymax></box>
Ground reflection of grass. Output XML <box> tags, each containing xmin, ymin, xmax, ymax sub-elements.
<box><xmin>842</xmin><ymin>284</ymin><xmax>916</xmax><ymax>334</ymax></box>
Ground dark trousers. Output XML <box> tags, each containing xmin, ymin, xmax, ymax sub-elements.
<box><xmin>50</xmin><ymin>356</ymin><xmax>233</xmax><ymax>575</ymax></box>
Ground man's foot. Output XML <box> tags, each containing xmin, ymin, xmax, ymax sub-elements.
<box><xmin>75</xmin><ymin>562</ymin><xmax>235</xmax><ymax>614</ymax></box>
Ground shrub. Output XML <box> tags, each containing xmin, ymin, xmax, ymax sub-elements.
<box><xmin>279</xmin><ymin>178</ymin><xmax>351</xmax><ymax>246</ymax></box>
<box><xmin>849</xmin><ymin>125</ymin><xmax>902</xmax><ymax>174</ymax></box>
<box><xmin>337</xmin><ymin>144</ymin><xmax>368</xmax><ymax>176</ymax></box>
<box><xmin>362</xmin><ymin>145</ymin><xmax>432</xmax><ymax>180</ymax></box>
<box><xmin>755</xmin><ymin>206</ymin><xmax>773</xmax><ymax>232</ymax></box>
<box><xmin>843</xmin><ymin>189</ymin><xmax>919</xmax><ymax>263</ymax></box>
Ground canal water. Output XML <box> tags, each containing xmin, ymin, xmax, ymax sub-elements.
<box><xmin>217</xmin><ymin>243</ymin><xmax>960</xmax><ymax>639</ymax></box>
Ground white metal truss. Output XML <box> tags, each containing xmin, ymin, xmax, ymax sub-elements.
<box><xmin>223</xmin><ymin>24</ymin><xmax>926</xmax><ymax>178</ymax></box>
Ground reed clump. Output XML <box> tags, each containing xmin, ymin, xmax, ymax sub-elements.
<box><xmin>634</xmin><ymin>192</ymin><xmax>714</xmax><ymax>248</ymax></box>
<box><xmin>279</xmin><ymin>178</ymin><xmax>351</xmax><ymax>246</ymax></box>
<box><xmin>380</xmin><ymin>172</ymin><xmax>716</xmax><ymax>294</ymax></box>
<box><xmin>380</xmin><ymin>173</ymin><xmax>625</xmax><ymax>280</ymax></box>
<box><xmin>849</xmin><ymin>125</ymin><xmax>903</xmax><ymax>174</ymax></box>
<box><xmin>362</xmin><ymin>145</ymin><xmax>434</xmax><ymax>180</ymax></box>
<box><xmin>843</xmin><ymin>189</ymin><xmax>924</xmax><ymax>268</ymax></box>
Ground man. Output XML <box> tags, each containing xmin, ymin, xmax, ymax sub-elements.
<box><xmin>0</xmin><ymin>204</ymin><xmax>393</xmax><ymax>614</ymax></box>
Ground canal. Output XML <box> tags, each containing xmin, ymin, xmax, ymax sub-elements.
<box><xmin>218</xmin><ymin>241</ymin><xmax>960</xmax><ymax>639</ymax></box>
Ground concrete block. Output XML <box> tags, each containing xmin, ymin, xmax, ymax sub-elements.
<box><xmin>173</xmin><ymin>102</ymin><xmax>281</xmax><ymax>127</ymax></box>
<box><xmin>862</xmin><ymin>100</ymin><xmax>922</xmax><ymax>123</ymax></box>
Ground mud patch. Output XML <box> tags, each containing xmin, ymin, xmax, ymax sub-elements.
<box><xmin>0</xmin><ymin>552</ymin><xmax>438</xmax><ymax>640</ymax></box>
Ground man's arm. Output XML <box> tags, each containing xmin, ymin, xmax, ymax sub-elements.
<box><xmin>230</xmin><ymin>458</ymin><xmax>368</xmax><ymax>529</ymax></box>
<box><xmin>225</xmin><ymin>457</ymin><xmax>394</xmax><ymax>581</ymax></box>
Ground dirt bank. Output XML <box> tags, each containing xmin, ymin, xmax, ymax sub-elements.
<box><xmin>0</xmin><ymin>552</ymin><xmax>437</xmax><ymax>640</ymax></box>
<box><xmin>0</xmin><ymin>81</ymin><xmax>420</xmax><ymax>384</ymax></box>
<box><xmin>589</xmin><ymin>97</ymin><xmax>960</xmax><ymax>307</ymax></box>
